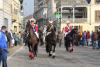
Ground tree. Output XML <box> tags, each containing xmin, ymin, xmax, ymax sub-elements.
<box><xmin>19</xmin><ymin>0</ymin><xmax>23</xmax><ymax>4</ymax></box>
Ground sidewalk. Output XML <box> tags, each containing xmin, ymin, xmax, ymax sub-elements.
<box><xmin>0</xmin><ymin>45</ymin><xmax>23</xmax><ymax>67</ymax></box>
<box><xmin>8</xmin><ymin>45</ymin><xmax>23</xmax><ymax>56</ymax></box>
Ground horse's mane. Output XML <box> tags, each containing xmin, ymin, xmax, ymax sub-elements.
<box><xmin>26</xmin><ymin>21</ymin><xmax>33</xmax><ymax>32</ymax></box>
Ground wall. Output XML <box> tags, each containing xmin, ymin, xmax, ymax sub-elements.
<box><xmin>0</xmin><ymin>0</ymin><xmax>12</xmax><ymax>29</ymax></box>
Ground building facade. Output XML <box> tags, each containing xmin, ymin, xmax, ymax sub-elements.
<box><xmin>11</xmin><ymin>0</ymin><xmax>22</xmax><ymax>33</ymax></box>
<box><xmin>90</xmin><ymin>0</ymin><xmax>100</xmax><ymax>31</ymax></box>
<box><xmin>0</xmin><ymin>0</ymin><xmax>12</xmax><ymax>29</ymax></box>
<box><xmin>34</xmin><ymin>0</ymin><xmax>48</xmax><ymax>27</ymax></box>
<box><xmin>0</xmin><ymin>0</ymin><xmax>22</xmax><ymax>33</ymax></box>
<box><xmin>46</xmin><ymin>0</ymin><xmax>100</xmax><ymax>32</ymax></box>
<box><xmin>34</xmin><ymin>0</ymin><xmax>47</xmax><ymax>19</ymax></box>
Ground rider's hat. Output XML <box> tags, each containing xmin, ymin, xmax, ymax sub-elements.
<box><xmin>49</xmin><ymin>21</ymin><xmax>53</xmax><ymax>24</ymax></box>
<box><xmin>29</xmin><ymin>18</ymin><xmax>36</xmax><ymax>24</ymax></box>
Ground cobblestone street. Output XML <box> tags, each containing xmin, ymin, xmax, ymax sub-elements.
<box><xmin>8</xmin><ymin>45</ymin><xmax>100</xmax><ymax>67</ymax></box>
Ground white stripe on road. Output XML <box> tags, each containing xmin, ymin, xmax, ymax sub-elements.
<box><xmin>7</xmin><ymin>46</ymin><xmax>24</xmax><ymax>61</ymax></box>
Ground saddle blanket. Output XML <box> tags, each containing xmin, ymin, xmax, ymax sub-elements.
<box><xmin>46</xmin><ymin>32</ymin><xmax>51</xmax><ymax>36</ymax></box>
<box><xmin>35</xmin><ymin>32</ymin><xmax>39</xmax><ymax>38</ymax></box>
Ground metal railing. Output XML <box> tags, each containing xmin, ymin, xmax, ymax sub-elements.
<box><xmin>62</xmin><ymin>18</ymin><xmax>87</xmax><ymax>23</ymax></box>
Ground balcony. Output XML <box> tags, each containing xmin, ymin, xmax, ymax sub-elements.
<box><xmin>62</xmin><ymin>18</ymin><xmax>87</xmax><ymax>23</ymax></box>
<box><xmin>62</xmin><ymin>0</ymin><xmax>87</xmax><ymax>6</ymax></box>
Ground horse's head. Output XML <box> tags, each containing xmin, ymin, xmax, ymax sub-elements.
<box><xmin>26</xmin><ymin>21</ymin><xmax>33</xmax><ymax>32</ymax></box>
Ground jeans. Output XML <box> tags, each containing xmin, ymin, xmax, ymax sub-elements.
<box><xmin>59</xmin><ymin>39</ymin><xmax>62</xmax><ymax>47</ymax></box>
<box><xmin>93</xmin><ymin>41</ymin><xmax>98</xmax><ymax>49</ymax></box>
<box><xmin>83</xmin><ymin>40</ymin><xmax>87</xmax><ymax>46</ymax></box>
<box><xmin>87</xmin><ymin>39</ymin><xmax>91</xmax><ymax>46</ymax></box>
<box><xmin>98</xmin><ymin>40</ymin><xmax>100</xmax><ymax>48</ymax></box>
<box><xmin>0</xmin><ymin>49</ymin><xmax>8</xmax><ymax>67</ymax></box>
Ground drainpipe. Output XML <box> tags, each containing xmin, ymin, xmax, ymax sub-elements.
<box><xmin>3</xmin><ymin>0</ymin><xmax>4</xmax><ymax>25</ymax></box>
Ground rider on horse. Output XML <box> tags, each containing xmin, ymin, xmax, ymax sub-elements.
<box><xmin>25</xmin><ymin>18</ymin><xmax>39</xmax><ymax>59</ymax></box>
<box><xmin>45</xmin><ymin>21</ymin><xmax>57</xmax><ymax>58</ymax></box>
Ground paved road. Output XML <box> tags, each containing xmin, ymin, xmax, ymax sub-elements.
<box><xmin>8</xmin><ymin>45</ymin><xmax>100</xmax><ymax>67</ymax></box>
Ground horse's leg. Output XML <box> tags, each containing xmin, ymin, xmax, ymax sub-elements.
<box><xmin>34</xmin><ymin>43</ymin><xmax>38</xmax><ymax>57</ymax></box>
<box><xmin>70</xmin><ymin>41</ymin><xmax>74</xmax><ymax>52</ymax></box>
<box><xmin>52</xmin><ymin>44</ymin><xmax>56</xmax><ymax>58</ymax></box>
<box><xmin>28</xmin><ymin>43</ymin><xmax>34</xmax><ymax>59</ymax></box>
<box><xmin>65</xmin><ymin>37</ymin><xmax>69</xmax><ymax>51</ymax></box>
<box><xmin>31</xmin><ymin>45</ymin><xmax>35</xmax><ymax>59</ymax></box>
<box><xmin>28</xmin><ymin>43</ymin><xmax>31</xmax><ymax>52</ymax></box>
<box><xmin>40</xmin><ymin>34</ymin><xmax>44</xmax><ymax>46</ymax></box>
<box><xmin>48</xmin><ymin>43</ymin><xmax>52</xmax><ymax>57</ymax></box>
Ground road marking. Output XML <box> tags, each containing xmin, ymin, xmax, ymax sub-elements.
<box><xmin>7</xmin><ymin>46</ymin><xmax>24</xmax><ymax>61</ymax></box>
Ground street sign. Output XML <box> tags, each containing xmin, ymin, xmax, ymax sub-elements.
<box><xmin>54</xmin><ymin>11</ymin><xmax>61</xmax><ymax>19</ymax></box>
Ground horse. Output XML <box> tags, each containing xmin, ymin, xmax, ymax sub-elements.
<box><xmin>65</xmin><ymin>28</ymin><xmax>78</xmax><ymax>52</ymax></box>
<box><xmin>25</xmin><ymin>21</ymin><xmax>39</xmax><ymax>59</ymax></box>
<box><xmin>45</xmin><ymin>24</ymin><xmax>57</xmax><ymax>58</ymax></box>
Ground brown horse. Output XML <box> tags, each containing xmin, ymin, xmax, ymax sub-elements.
<box><xmin>25</xmin><ymin>21</ymin><xmax>39</xmax><ymax>59</ymax></box>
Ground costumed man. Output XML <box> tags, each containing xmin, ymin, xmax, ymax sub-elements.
<box><xmin>28</xmin><ymin>18</ymin><xmax>39</xmax><ymax>58</ymax></box>
<box><xmin>30</xmin><ymin>18</ymin><xmax>39</xmax><ymax>39</ymax></box>
<box><xmin>64</xmin><ymin>22</ymin><xmax>72</xmax><ymax>51</ymax></box>
<box><xmin>64</xmin><ymin>22</ymin><xmax>72</xmax><ymax>37</ymax></box>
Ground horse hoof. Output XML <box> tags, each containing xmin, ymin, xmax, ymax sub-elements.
<box><xmin>31</xmin><ymin>57</ymin><xmax>34</xmax><ymax>60</ymax></box>
<box><xmin>29</xmin><ymin>56</ymin><xmax>34</xmax><ymax>60</ymax></box>
<box><xmin>69</xmin><ymin>49</ymin><xmax>73</xmax><ymax>53</ymax></box>
<box><xmin>49</xmin><ymin>54</ymin><xmax>52</xmax><ymax>57</ymax></box>
<box><xmin>52</xmin><ymin>56</ymin><xmax>55</xmax><ymax>59</ymax></box>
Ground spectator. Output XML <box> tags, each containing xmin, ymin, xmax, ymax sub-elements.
<box><xmin>82</xmin><ymin>31</ymin><xmax>87</xmax><ymax>46</ymax></box>
<box><xmin>79</xmin><ymin>31</ymin><xmax>83</xmax><ymax>46</ymax></box>
<box><xmin>5</xmin><ymin>31</ymin><xmax>12</xmax><ymax>48</ymax></box>
<box><xmin>13</xmin><ymin>33</ymin><xmax>18</xmax><ymax>46</ymax></box>
<box><xmin>97</xmin><ymin>29</ymin><xmax>100</xmax><ymax>49</ymax></box>
<box><xmin>9</xmin><ymin>30</ymin><xmax>14</xmax><ymax>47</ymax></box>
<box><xmin>92</xmin><ymin>32</ymin><xmax>98</xmax><ymax>49</ymax></box>
<box><xmin>86</xmin><ymin>31</ymin><xmax>91</xmax><ymax>46</ymax></box>
<box><xmin>0</xmin><ymin>26</ymin><xmax>8</xmax><ymax>67</ymax></box>
<box><xmin>57</xmin><ymin>30</ymin><xmax>63</xmax><ymax>47</ymax></box>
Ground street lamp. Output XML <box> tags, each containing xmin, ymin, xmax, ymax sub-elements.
<box><xmin>72</xmin><ymin>6</ymin><xmax>75</xmax><ymax>25</ymax></box>
<box><xmin>72</xmin><ymin>4</ymin><xmax>76</xmax><ymax>29</ymax></box>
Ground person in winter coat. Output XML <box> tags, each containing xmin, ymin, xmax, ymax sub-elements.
<box><xmin>0</xmin><ymin>26</ymin><xmax>8</xmax><ymax>67</ymax></box>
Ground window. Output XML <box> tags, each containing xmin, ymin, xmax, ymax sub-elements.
<box><xmin>14</xmin><ymin>26</ymin><xmax>17</xmax><ymax>32</ymax></box>
<box><xmin>95</xmin><ymin>0</ymin><xmax>100</xmax><ymax>4</ymax></box>
<box><xmin>96</xmin><ymin>0</ymin><xmax>100</xmax><ymax>2</ymax></box>
<box><xmin>95</xmin><ymin>26</ymin><xmax>100</xmax><ymax>31</ymax></box>
<box><xmin>14</xmin><ymin>8</ymin><xmax>18</xmax><ymax>14</ymax></box>
<box><xmin>95</xmin><ymin>10</ymin><xmax>100</xmax><ymax>22</ymax></box>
